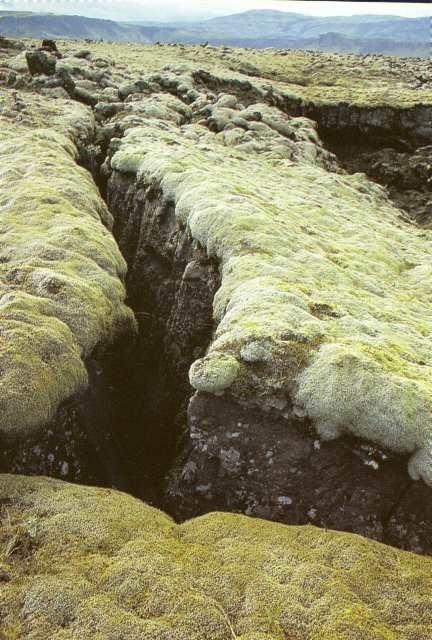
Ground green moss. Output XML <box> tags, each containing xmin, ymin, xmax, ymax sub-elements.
<box><xmin>1</xmin><ymin>475</ymin><xmax>432</xmax><ymax>640</ymax></box>
<box><xmin>0</xmin><ymin>89</ymin><xmax>136</xmax><ymax>438</ymax></box>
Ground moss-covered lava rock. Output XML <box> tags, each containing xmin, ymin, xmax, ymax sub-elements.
<box><xmin>0</xmin><ymin>88</ymin><xmax>136</xmax><ymax>442</ymax></box>
<box><xmin>109</xmin><ymin>84</ymin><xmax>432</xmax><ymax>485</ymax></box>
<box><xmin>1</xmin><ymin>474</ymin><xmax>432</xmax><ymax>640</ymax></box>
<box><xmin>1</xmin><ymin>38</ymin><xmax>432</xmax><ymax>550</ymax></box>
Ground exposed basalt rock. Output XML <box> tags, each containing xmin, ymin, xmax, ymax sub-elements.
<box><xmin>106</xmin><ymin>173</ymin><xmax>220</xmax><ymax>498</ymax></box>
<box><xmin>167</xmin><ymin>391</ymin><xmax>432</xmax><ymax>553</ymax></box>
<box><xmin>1</xmin><ymin>475</ymin><xmax>432</xmax><ymax>640</ymax></box>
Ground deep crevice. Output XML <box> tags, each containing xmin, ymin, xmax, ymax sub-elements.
<box><xmin>75</xmin><ymin>84</ymin><xmax>432</xmax><ymax>550</ymax></box>
<box><xmin>97</xmin><ymin>172</ymin><xmax>221</xmax><ymax>505</ymax></box>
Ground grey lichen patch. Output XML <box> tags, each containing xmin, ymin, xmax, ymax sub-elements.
<box><xmin>240</xmin><ymin>340</ymin><xmax>274</xmax><ymax>364</ymax></box>
<box><xmin>0</xmin><ymin>89</ymin><xmax>136</xmax><ymax>439</ymax></box>
<box><xmin>1</xmin><ymin>474</ymin><xmax>432</xmax><ymax>640</ymax></box>
<box><xmin>110</xmin><ymin>79</ymin><xmax>432</xmax><ymax>484</ymax></box>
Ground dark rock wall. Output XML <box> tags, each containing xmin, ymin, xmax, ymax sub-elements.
<box><xmin>166</xmin><ymin>386</ymin><xmax>432</xmax><ymax>554</ymax></box>
<box><xmin>106</xmin><ymin>171</ymin><xmax>220</xmax><ymax>502</ymax></box>
<box><xmin>0</xmin><ymin>355</ymin><xmax>130</xmax><ymax>491</ymax></box>
<box><xmin>275</xmin><ymin>95</ymin><xmax>432</xmax><ymax>149</ymax></box>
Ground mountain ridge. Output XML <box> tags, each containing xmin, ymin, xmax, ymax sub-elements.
<box><xmin>0</xmin><ymin>9</ymin><xmax>429</xmax><ymax>56</ymax></box>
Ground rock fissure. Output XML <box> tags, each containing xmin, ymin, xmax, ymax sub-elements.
<box><xmin>102</xmin><ymin>174</ymin><xmax>220</xmax><ymax>503</ymax></box>
<box><xmin>1</xmin><ymin>39</ymin><xmax>432</xmax><ymax>556</ymax></box>
<box><xmin>94</xmin><ymin>141</ymin><xmax>432</xmax><ymax>553</ymax></box>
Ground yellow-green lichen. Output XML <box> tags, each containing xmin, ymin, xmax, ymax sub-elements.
<box><xmin>1</xmin><ymin>474</ymin><xmax>431</xmax><ymax>640</ymax></box>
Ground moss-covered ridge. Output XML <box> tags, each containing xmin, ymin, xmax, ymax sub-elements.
<box><xmin>1</xmin><ymin>474</ymin><xmax>431</xmax><ymax>640</ymax></box>
<box><xmin>111</xmin><ymin>96</ymin><xmax>432</xmax><ymax>485</ymax></box>
<box><xmin>64</xmin><ymin>40</ymin><xmax>432</xmax><ymax>110</ymax></box>
<box><xmin>0</xmin><ymin>90</ymin><xmax>136</xmax><ymax>439</ymax></box>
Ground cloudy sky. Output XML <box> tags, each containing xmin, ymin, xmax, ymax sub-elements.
<box><xmin>0</xmin><ymin>1</ymin><xmax>430</xmax><ymax>21</ymax></box>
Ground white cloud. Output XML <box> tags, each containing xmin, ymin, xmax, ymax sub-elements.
<box><xmin>0</xmin><ymin>0</ymin><xmax>430</xmax><ymax>20</ymax></box>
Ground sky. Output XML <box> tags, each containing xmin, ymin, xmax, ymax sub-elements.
<box><xmin>0</xmin><ymin>1</ymin><xmax>430</xmax><ymax>21</ymax></box>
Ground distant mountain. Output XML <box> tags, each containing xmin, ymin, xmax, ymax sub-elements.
<box><xmin>131</xmin><ymin>10</ymin><xmax>429</xmax><ymax>43</ymax></box>
<box><xmin>0</xmin><ymin>9</ymin><xmax>429</xmax><ymax>57</ymax></box>
<box><xmin>0</xmin><ymin>11</ymin><xmax>176</xmax><ymax>43</ymax></box>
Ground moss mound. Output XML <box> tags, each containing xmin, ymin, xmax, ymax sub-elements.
<box><xmin>1</xmin><ymin>474</ymin><xmax>431</xmax><ymax>639</ymax></box>
<box><xmin>0</xmin><ymin>89</ymin><xmax>135</xmax><ymax>439</ymax></box>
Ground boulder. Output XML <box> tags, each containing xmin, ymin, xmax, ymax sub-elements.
<box><xmin>74</xmin><ymin>49</ymin><xmax>92</xmax><ymax>60</ymax></box>
<box><xmin>72</xmin><ymin>85</ymin><xmax>99</xmax><ymax>107</ymax></box>
<box><xmin>25</xmin><ymin>50</ymin><xmax>56</xmax><ymax>76</ymax></box>
<box><xmin>40</xmin><ymin>39</ymin><xmax>59</xmax><ymax>56</ymax></box>
<box><xmin>118</xmin><ymin>79</ymin><xmax>150</xmax><ymax>100</ymax></box>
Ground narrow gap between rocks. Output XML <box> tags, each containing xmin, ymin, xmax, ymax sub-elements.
<box><xmin>78</xmin><ymin>152</ymin><xmax>220</xmax><ymax>509</ymax></box>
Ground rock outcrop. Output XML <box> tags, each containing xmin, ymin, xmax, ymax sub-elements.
<box><xmin>0</xmin><ymin>40</ymin><xmax>431</xmax><ymax>553</ymax></box>
<box><xmin>1</xmin><ymin>474</ymin><xmax>432</xmax><ymax>640</ymax></box>
<box><xmin>25</xmin><ymin>49</ymin><xmax>57</xmax><ymax>76</ymax></box>
<box><xmin>90</xmin><ymin>58</ymin><xmax>432</xmax><ymax>551</ymax></box>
